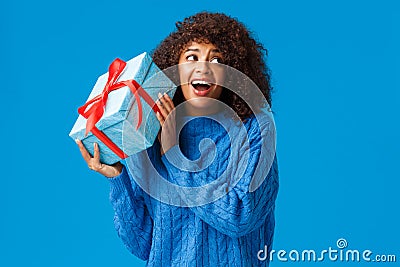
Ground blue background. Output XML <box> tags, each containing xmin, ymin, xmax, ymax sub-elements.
<box><xmin>1</xmin><ymin>0</ymin><xmax>398</xmax><ymax>266</ymax></box>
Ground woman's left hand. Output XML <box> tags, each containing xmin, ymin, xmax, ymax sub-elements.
<box><xmin>156</xmin><ymin>93</ymin><xmax>177</xmax><ymax>155</ymax></box>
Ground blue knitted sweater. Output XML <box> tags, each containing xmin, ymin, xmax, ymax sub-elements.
<box><xmin>108</xmin><ymin>111</ymin><xmax>279</xmax><ymax>266</ymax></box>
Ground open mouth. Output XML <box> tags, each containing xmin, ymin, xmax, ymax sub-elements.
<box><xmin>191</xmin><ymin>80</ymin><xmax>214</xmax><ymax>96</ymax></box>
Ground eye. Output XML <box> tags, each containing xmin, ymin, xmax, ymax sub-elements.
<box><xmin>186</xmin><ymin>55</ymin><xmax>198</xmax><ymax>61</ymax></box>
<box><xmin>210</xmin><ymin>57</ymin><xmax>222</xmax><ymax>64</ymax></box>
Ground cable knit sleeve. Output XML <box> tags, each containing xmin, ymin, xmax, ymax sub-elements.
<box><xmin>161</xmin><ymin>116</ymin><xmax>279</xmax><ymax>238</ymax></box>
<box><xmin>109</xmin><ymin>164</ymin><xmax>153</xmax><ymax>260</ymax></box>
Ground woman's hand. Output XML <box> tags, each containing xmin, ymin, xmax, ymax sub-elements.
<box><xmin>76</xmin><ymin>140</ymin><xmax>123</xmax><ymax>178</ymax></box>
<box><xmin>156</xmin><ymin>93</ymin><xmax>177</xmax><ymax>155</ymax></box>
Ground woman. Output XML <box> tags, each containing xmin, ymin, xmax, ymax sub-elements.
<box><xmin>76</xmin><ymin>12</ymin><xmax>279</xmax><ymax>266</ymax></box>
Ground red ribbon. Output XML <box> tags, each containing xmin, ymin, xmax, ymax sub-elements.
<box><xmin>78</xmin><ymin>58</ymin><xmax>161</xmax><ymax>159</ymax></box>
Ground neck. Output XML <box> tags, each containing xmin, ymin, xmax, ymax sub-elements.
<box><xmin>183</xmin><ymin>103</ymin><xmax>222</xmax><ymax>117</ymax></box>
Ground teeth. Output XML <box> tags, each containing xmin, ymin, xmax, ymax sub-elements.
<box><xmin>192</xmin><ymin>80</ymin><xmax>211</xmax><ymax>86</ymax></box>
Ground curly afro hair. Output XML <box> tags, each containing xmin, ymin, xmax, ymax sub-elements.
<box><xmin>152</xmin><ymin>12</ymin><xmax>273</xmax><ymax>120</ymax></box>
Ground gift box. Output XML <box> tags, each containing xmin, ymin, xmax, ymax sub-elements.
<box><xmin>69</xmin><ymin>52</ymin><xmax>176</xmax><ymax>165</ymax></box>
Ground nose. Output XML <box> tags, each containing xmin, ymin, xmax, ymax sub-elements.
<box><xmin>194</xmin><ymin>61</ymin><xmax>211</xmax><ymax>74</ymax></box>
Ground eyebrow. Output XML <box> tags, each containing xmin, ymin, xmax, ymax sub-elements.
<box><xmin>184</xmin><ymin>48</ymin><xmax>221</xmax><ymax>53</ymax></box>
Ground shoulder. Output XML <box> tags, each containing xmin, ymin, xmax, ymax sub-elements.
<box><xmin>244</xmin><ymin>107</ymin><xmax>275</xmax><ymax>134</ymax></box>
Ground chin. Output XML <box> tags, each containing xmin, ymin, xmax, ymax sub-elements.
<box><xmin>187</xmin><ymin>97</ymin><xmax>217</xmax><ymax>109</ymax></box>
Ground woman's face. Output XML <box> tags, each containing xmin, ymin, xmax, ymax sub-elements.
<box><xmin>178</xmin><ymin>41</ymin><xmax>225</xmax><ymax>114</ymax></box>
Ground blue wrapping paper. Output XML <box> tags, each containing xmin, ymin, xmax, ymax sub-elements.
<box><xmin>69</xmin><ymin>52</ymin><xmax>176</xmax><ymax>164</ymax></box>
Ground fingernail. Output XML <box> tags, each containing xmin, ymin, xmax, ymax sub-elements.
<box><xmin>75</xmin><ymin>139</ymin><xmax>79</xmax><ymax>144</ymax></box>
<box><xmin>158</xmin><ymin>92</ymin><xmax>162</xmax><ymax>98</ymax></box>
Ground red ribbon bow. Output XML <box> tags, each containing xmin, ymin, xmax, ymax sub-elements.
<box><xmin>77</xmin><ymin>58</ymin><xmax>161</xmax><ymax>159</ymax></box>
